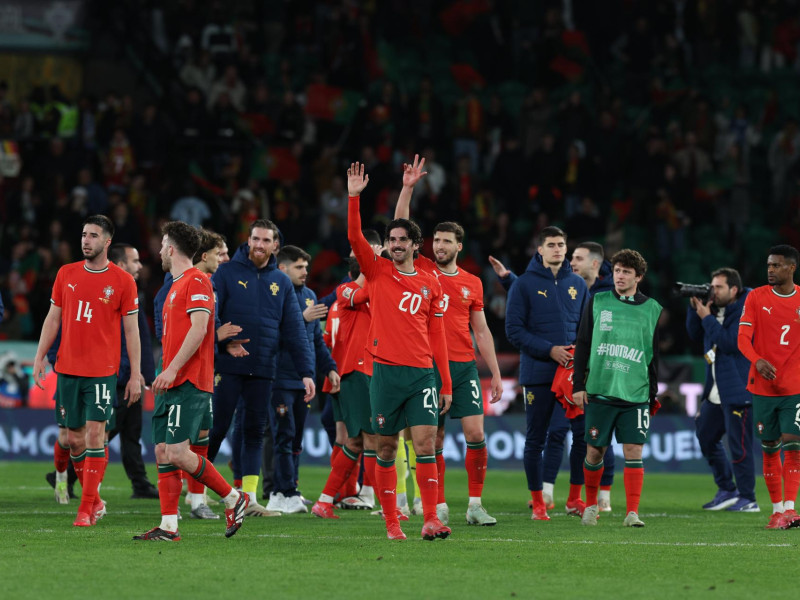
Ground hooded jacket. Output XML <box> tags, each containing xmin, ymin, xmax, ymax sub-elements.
<box><xmin>505</xmin><ymin>253</ymin><xmax>589</xmax><ymax>385</ymax></box>
<box><xmin>686</xmin><ymin>288</ymin><xmax>752</xmax><ymax>406</ymax></box>
<box><xmin>212</xmin><ymin>243</ymin><xmax>313</xmax><ymax>379</ymax></box>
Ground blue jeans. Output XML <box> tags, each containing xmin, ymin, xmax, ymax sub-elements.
<box><xmin>695</xmin><ymin>400</ymin><xmax>755</xmax><ymax>501</ymax></box>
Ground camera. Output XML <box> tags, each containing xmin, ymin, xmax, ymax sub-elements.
<box><xmin>674</xmin><ymin>282</ymin><xmax>712</xmax><ymax>302</ymax></box>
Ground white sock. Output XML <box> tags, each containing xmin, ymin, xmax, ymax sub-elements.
<box><xmin>360</xmin><ymin>485</ymin><xmax>374</xmax><ymax>501</ymax></box>
<box><xmin>773</xmin><ymin>501</ymin><xmax>785</xmax><ymax>513</ymax></box>
<box><xmin>246</xmin><ymin>491</ymin><xmax>256</xmax><ymax>505</ymax></box>
<box><xmin>56</xmin><ymin>471</ymin><xmax>67</xmax><ymax>483</ymax></box>
<box><xmin>191</xmin><ymin>492</ymin><xmax>205</xmax><ymax>510</ymax></box>
<box><xmin>223</xmin><ymin>488</ymin><xmax>240</xmax><ymax>509</ymax></box>
<box><xmin>598</xmin><ymin>489</ymin><xmax>611</xmax><ymax>502</ymax></box>
<box><xmin>319</xmin><ymin>493</ymin><xmax>334</xmax><ymax>503</ymax></box>
<box><xmin>468</xmin><ymin>496</ymin><xmax>481</xmax><ymax>506</ymax></box>
<box><xmin>398</xmin><ymin>492</ymin><xmax>408</xmax><ymax>507</ymax></box>
<box><xmin>542</xmin><ymin>482</ymin><xmax>554</xmax><ymax>497</ymax></box>
<box><xmin>437</xmin><ymin>502</ymin><xmax>448</xmax><ymax>510</ymax></box>
<box><xmin>785</xmin><ymin>500</ymin><xmax>795</xmax><ymax>511</ymax></box>
<box><xmin>159</xmin><ymin>515</ymin><xmax>178</xmax><ymax>532</ymax></box>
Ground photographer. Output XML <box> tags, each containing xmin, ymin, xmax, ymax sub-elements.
<box><xmin>686</xmin><ymin>268</ymin><xmax>758</xmax><ymax>512</ymax></box>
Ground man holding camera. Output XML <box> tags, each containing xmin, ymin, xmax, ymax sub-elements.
<box><xmin>686</xmin><ymin>268</ymin><xmax>758</xmax><ymax>513</ymax></box>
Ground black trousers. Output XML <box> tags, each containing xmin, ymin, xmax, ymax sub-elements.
<box><xmin>108</xmin><ymin>388</ymin><xmax>152</xmax><ymax>491</ymax></box>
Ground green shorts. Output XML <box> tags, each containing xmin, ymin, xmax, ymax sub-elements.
<box><xmin>152</xmin><ymin>381</ymin><xmax>211</xmax><ymax>445</ymax></box>
<box><xmin>435</xmin><ymin>360</ymin><xmax>483</xmax><ymax>426</ymax></box>
<box><xmin>370</xmin><ymin>363</ymin><xmax>438</xmax><ymax>435</ymax></box>
<box><xmin>753</xmin><ymin>394</ymin><xmax>800</xmax><ymax>440</ymax></box>
<box><xmin>56</xmin><ymin>373</ymin><xmax>117</xmax><ymax>428</ymax></box>
<box><xmin>340</xmin><ymin>371</ymin><xmax>373</xmax><ymax>437</ymax></box>
<box><xmin>584</xmin><ymin>398</ymin><xmax>650</xmax><ymax>446</ymax></box>
<box><xmin>199</xmin><ymin>394</ymin><xmax>214</xmax><ymax>431</ymax></box>
<box><xmin>331</xmin><ymin>392</ymin><xmax>344</xmax><ymax>423</ymax></box>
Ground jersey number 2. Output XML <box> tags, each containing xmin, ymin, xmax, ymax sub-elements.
<box><xmin>780</xmin><ymin>325</ymin><xmax>790</xmax><ymax>346</ymax></box>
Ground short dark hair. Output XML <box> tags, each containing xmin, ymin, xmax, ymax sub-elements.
<box><xmin>348</xmin><ymin>256</ymin><xmax>361</xmax><ymax>279</ymax></box>
<box><xmin>611</xmin><ymin>249</ymin><xmax>648</xmax><ymax>277</ymax></box>
<box><xmin>711</xmin><ymin>267</ymin><xmax>743</xmax><ymax>294</ymax></box>
<box><xmin>434</xmin><ymin>221</ymin><xmax>464</xmax><ymax>243</ymax></box>
<box><xmin>769</xmin><ymin>245</ymin><xmax>800</xmax><ymax>266</ymax></box>
<box><xmin>194</xmin><ymin>229</ymin><xmax>224</xmax><ymax>264</ymax></box>
<box><xmin>575</xmin><ymin>241</ymin><xmax>604</xmax><ymax>261</ymax></box>
<box><xmin>277</xmin><ymin>245</ymin><xmax>311</xmax><ymax>266</ymax></box>
<box><xmin>83</xmin><ymin>214</ymin><xmax>114</xmax><ymax>238</ymax></box>
<box><xmin>537</xmin><ymin>226</ymin><xmax>566</xmax><ymax>246</ymax></box>
<box><xmin>385</xmin><ymin>218</ymin><xmax>423</xmax><ymax>247</ymax></box>
<box><xmin>108</xmin><ymin>243</ymin><xmax>133</xmax><ymax>264</ymax></box>
<box><xmin>363</xmin><ymin>229</ymin><xmax>382</xmax><ymax>246</ymax></box>
<box><xmin>250</xmin><ymin>218</ymin><xmax>278</xmax><ymax>236</ymax></box>
<box><xmin>162</xmin><ymin>221</ymin><xmax>200</xmax><ymax>260</ymax></box>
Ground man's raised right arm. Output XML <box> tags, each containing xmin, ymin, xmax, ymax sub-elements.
<box><xmin>347</xmin><ymin>162</ymin><xmax>376</xmax><ymax>274</ymax></box>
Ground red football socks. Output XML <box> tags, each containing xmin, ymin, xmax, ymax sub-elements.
<box><xmin>435</xmin><ymin>452</ymin><xmax>446</xmax><ymax>505</ymax></box>
<box><xmin>583</xmin><ymin>459</ymin><xmax>604</xmax><ymax>507</ymax></box>
<box><xmin>158</xmin><ymin>469</ymin><xmax>182</xmax><ymax>516</ymax></box>
<box><xmin>624</xmin><ymin>461</ymin><xmax>644</xmax><ymax>514</ymax></box>
<box><xmin>375</xmin><ymin>461</ymin><xmax>398</xmax><ymax>524</ymax></box>
<box><xmin>762</xmin><ymin>445</ymin><xmax>784</xmax><ymax>503</ymax></box>
<box><xmin>466</xmin><ymin>444</ymin><xmax>488</xmax><ymax>498</ymax></box>
<box><xmin>187</xmin><ymin>444</ymin><xmax>209</xmax><ymax>495</ymax></box>
<box><xmin>191</xmin><ymin>456</ymin><xmax>234</xmax><ymax>499</ymax></box>
<box><xmin>416</xmin><ymin>458</ymin><xmax>439</xmax><ymax>521</ymax></box>
<box><xmin>54</xmin><ymin>441</ymin><xmax>70</xmax><ymax>473</ymax></box>
<box><xmin>323</xmin><ymin>447</ymin><xmax>359</xmax><ymax>499</ymax></box>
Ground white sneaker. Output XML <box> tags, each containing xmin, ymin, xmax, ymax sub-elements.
<box><xmin>598</xmin><ymin>497</ymin><xmax>612</xmax><ymax>513</ymax></box>
<box><xmin>184</xmin><ymin>491</ymin><xmax>194</xmax><ymax>506</ymax></box>
<box><xmin>244</xmin><ymin>500</ymin><xmax>282</xmax><ymax>517</ymax></box>
<box><xmin>398</xmin><ymin>503</ymin><xmax>411</xmax><ymax>517</ymax></box>
<box><xmin>411</xmin><ymin>497</ymin><xmax>423</xmax><ymax>516</ymax></box>
<box><xmin>337</xmin><ymin>495</ymin><xmax>375</xmax><ymax>510</ymax></box>
<box><xmin>581</xmin><ymin>504</ymin><xmax>599</xmax><ymax>526</ymax></box>
<box><xmin>266</xmin><ymin>492</ymin><xmax>287</xmax><ymax>513</ymax></box>
<box><xmin>283</xmin><ymin>494</ymin><xmax>309</xmax><ymax>514</ymax></box>
<box><xmin>55</xmin><ymin>481</ymin><xmax>70</xmax><ymax>505</ymax></box>
<box><xmin>436</xmin><ymin>503</ymin><xmax>449</xmax><ymax>525</ymax></box>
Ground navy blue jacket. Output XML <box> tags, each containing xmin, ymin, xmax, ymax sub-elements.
<box><xmin>686</xmin><ymin>289</ymin><xmax>752</xmax><ymax>406</ymax></box>
<box><xmin>499</xmin><ymin>258</ymin><xmax>613</xmax><ymax>297</ymax></box>
<box><xmin>275</xmin><ymin>284</ymin><xmax>337</xmax><ymax>389</ymax></box>
<box><xmin>153</xmin><ymin>272</ymin><xmax>172</xmax><ymax>342</ymax></box>
<box><xmin>118</xmin><ymin>307</ymin><xmax>156</xmax><ymax>388</ymax></box>
<box><xmin>212</xmin><ymin>243</ymin><xmax>313</xmax><ymax>379</ymax></box>
<box><xmin>505</xmin><ymin>254</ymin><xmax>589</xmax><ymax>385</ymax></box>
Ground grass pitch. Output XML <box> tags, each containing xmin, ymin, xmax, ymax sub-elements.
<box><xmin>3</xmin><ymin>461</ymin><xmax>796</xmax><ymax>599</ymax></box>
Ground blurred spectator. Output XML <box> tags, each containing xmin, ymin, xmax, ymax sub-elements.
<box><xmin>208</xmin><ymin>64</ymin><xmax>247</xmax><ymax>112</ymax></box>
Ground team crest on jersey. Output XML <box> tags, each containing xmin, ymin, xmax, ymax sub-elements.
<box><xmin>169</xmin><ymin>291</ymin><xmax>177</xmax><ymax>308</ymax></box>
<box><xmin>342</xmin><ymin>287</ymin><xmax>353</xmax><ymax>300</ymax></box>
<box><xmin>526</xmin><ymin>391</ymin><xmax>535</xmax><ymax>404</ymax></box>
<box><xmin>100</xmin><ymin>285</ymin><xmax>115</xmax><ymax>304</ymax></box>
<box><xmin>421</xmin><ymin>286</ymin><xmax>431</xmax><ymax>299</ymax></box>
<box><xmin>589</xmin><ymin>426</ymin><xmax>599</xmax><ymax>440</ymax></box>
<box><xmin>305</xmin><ymin>298</ymin><xmax>314</xmax><ymax>308</ymax></box>
<box><xmin>757</xmin><ymin>422</ymin><xmax>764</xmax><ymax>434</ymax></box>
<box><xmin>277</xmin><ymin>404</ymin><xmax>288</xmax><ymax>417</ymax></box>
<box><xmin>376</xmin><ymin>414</ymin><xmax>385</xmax><ymax>428</ymax></box>
<box><xmin>270</xmin><ymin>282</ymin><xmax>279</xmax><ymax>296</ymax></box>
<box><xmin>568</xmin><ymin>286</ymin><xmax>578</xmax><ymax>300</ymax></box>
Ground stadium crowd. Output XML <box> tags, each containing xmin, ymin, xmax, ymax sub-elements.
<box><xmin>3</xmin><ymin>0</ymin><xmax>800</xmax><ymax>354</ymax></box>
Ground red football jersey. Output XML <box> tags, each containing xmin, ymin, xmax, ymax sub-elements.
<box><xmin>550</xmin><ymin>351</ymin><xmax>582</xmax><ymax>418</ymax></box>
<box><xmin>335</xmin><ymin>281</ymin><xmax>373</xmax><ymax>377</ymax></box>
<box><xmin>351</xmin><ymin>245</ymin><xmax>443</xmax><ymax>369</ymax></box>
<box><xmin>416</xmin><ymin>255</ymin><xmax>485</xmax><ymax>362</ymax></box>
<box><xmin>50</xmin><ymin>261</ymin><xmax>139</xmax><ymax>377</ymax></box>
<box><xmin>161</xmin><ymin>267</ymin><xmax>216</xmax><ymax>392</ymax></box>
<box><xmin>739</xmin><ymin>284</ymin><xmax>800</xmax><ymax>395</ymax></box>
